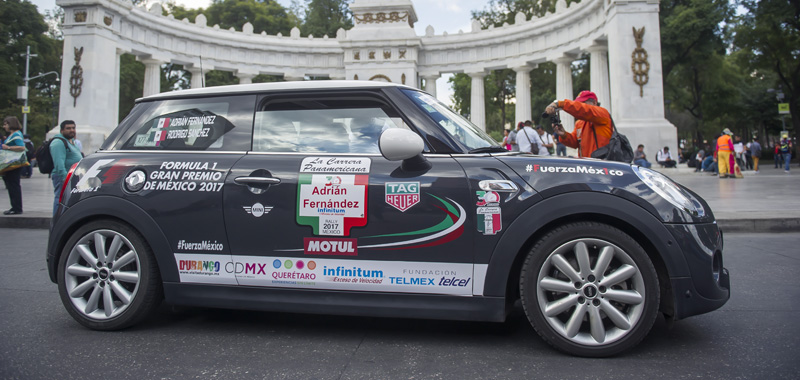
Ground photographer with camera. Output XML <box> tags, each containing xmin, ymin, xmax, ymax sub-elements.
<box><xmin>544</xmin><ymin>91</ymin><xmax>612</xmax><ymax>158</ymax></box>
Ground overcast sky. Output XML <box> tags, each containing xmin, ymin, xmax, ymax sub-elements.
<box><xmin>27</xmin><ymin>0</ymin><xmax>490</xmax><ymax>104</ymax></box>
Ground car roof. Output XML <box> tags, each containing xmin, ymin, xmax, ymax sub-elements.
<box><xmin>138</xmin><ymin>80</ymin><xmax>416</xmax><ymax>102</ymax></box>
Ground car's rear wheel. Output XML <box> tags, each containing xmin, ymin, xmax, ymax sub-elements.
<box><xmin>520</xmin><ymin>222</ymin><xmax>659</xmax><ymax>357</ymax></box>
<box><xmin>57</xmin><ymin>220</ymin><xmax>162</xmax><ymax>330</ymax></box>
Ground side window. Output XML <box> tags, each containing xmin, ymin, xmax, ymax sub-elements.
<box><xmin>117</xmin><ymin>95</ymin><xmax>255</xmax><ymax>151</ymax></box>
<box><xmin>253</xmin><ymin>97</ymin><xmax>411</xmax><ymax>154</ymax></box>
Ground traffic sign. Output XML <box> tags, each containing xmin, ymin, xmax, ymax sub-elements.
<box><xmin>778</xmin><ymin>103</ymin><xmax>790</xmax><ymax>114</ymax></box>
<box><xmin>21</xmin><ymin>106</ymin><xmax>30</xmax><ymax>114</ymax></box>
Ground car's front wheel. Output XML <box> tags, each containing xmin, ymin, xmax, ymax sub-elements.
<box><xmin>520</xmin><ymin>222</ymin><xmax>659</xmax><ymax>357</ymax></box>
<box><xmin>57</xmin><ymin>220</ymin><xmax>162</xmax><ymax>330</ymax></box>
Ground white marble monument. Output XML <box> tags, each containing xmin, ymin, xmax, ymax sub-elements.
<box><xmin>54</xmin><ymin>0</ymin><xmax>676</xmax><ymax>157</ymax></box>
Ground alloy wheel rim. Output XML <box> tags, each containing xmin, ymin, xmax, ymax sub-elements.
<box><xmin>64</xmin><ymin>230</ymin><xmax>141</xmax><ymax>320</ymax></box>
<box><xmin>536</xmin><ymin>238</ymin><xmax>646</xmax><ymax>346</ymax></box>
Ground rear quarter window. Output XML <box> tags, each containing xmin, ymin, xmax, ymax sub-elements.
<box><xmin>115</xmin><ymin>95</ymin><xmax>256</xmax><ymax>151</ymax></box>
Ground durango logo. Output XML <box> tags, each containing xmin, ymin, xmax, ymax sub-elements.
<box><xmin>304</xmin><ymin>238</ymin><xmax>358</xmax><ymax>256</ymax></box>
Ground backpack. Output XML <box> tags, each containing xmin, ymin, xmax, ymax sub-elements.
<box><xmin>24</xmin><ymin>140</ymin><xmax>35</xmax><ymax>161</ymax></box>
<box><xmin>35</xmin><ymin>137</ymin><xmax>69</xmax><ymax>174</ymax></box>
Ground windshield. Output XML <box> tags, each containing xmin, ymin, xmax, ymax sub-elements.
<box><xmin>402</xmin><ymin>89</ymin><xmax>501</xmax><ymax>151</ymax></box>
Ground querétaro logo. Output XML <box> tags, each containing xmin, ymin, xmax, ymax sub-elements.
<box><xmin>304</xmin><ymin>238</ymin><xmax>358</xmax><ymax>256</ymax></box>
<box><xmin>176</xmin><ymin>240</ymin><xmax>224</xmax><ymax>251</ymax></box>
<box><xmin>385</xmin><ymin>182</ymin><xmax>420</xmax><ymax>212</ymax></box>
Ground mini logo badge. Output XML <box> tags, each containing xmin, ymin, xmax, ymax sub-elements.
<box><xmin>385</xmin><ymin>182</ymin><xmax>420</xmax><ymax>212</ymax></box>
<box><xmin>244</xmin><ymin>203</ymin><xmax>273</xmax><ymax>217</ymax></box>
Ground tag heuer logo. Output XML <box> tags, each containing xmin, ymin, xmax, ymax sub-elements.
<box><xmin>243</xmin><ymin>203</ymin><xmax>273</xmax><ymax>217</ymax></box>
<box><xmin>385</xmin><ymin>182</ymin><xmax>420</xmax><ymax>212</ymax></box>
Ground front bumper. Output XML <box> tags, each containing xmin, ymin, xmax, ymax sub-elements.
<box><xmin>666</xmin><ymin>223</ymin><xmax>730</xmax><ymax>320</ymax></box>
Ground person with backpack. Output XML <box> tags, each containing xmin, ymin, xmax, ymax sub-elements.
<box><xmin>49</xmin><ymin>120</ymin><xmax>82</xmax><ymax>214</ymax></box>
<box><xmin>545</xmin><ymin>91</ymin><xmax>613</xmax><ymax>158</ymax></box>
<box><xmin>2</xmin><ymin>116</ymin><xmax>27</xmax><ymax>215</ymax></box>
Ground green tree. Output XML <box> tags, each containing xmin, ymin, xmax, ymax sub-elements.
<box><xmin>167</xmin><ymin>0</ymin><xmax>293</xmax><ymax>35</ymax></box>
<box><xmin>660</xmin><ymin>0</ymin><xmax>736</xmax><ymax>146</ymax></box>
<box><xmin>161</xmin><ymin>63</ymin><xmax>190</xmax><ymax>93</ymax></box>
<box><xmin>205</xmin><ymin>70</ymin><xmax>239</xmax><ymax>87</ymax></box>
<box><xmin>732</xmin><ymin>0</ymin><xmax>800</xmax><ymax>141</ymax></box>
<box><xmin>0</xmin><ymin>0</ymin><xmax>63</xmax><ymax>145</ymax></box>
<box><xmin>301</xmin><ymin>0</ymin><xmax>352</xmax><ymax>38</ymax></box>
<box><xmin>532</xmin><ymin>62</ymin><xmax>557</xmax><ymax>128</ymax></box>
<box><xmin>119</xmin><ymin>54</ymin><xmax>143</xmax><ymax>122</ymax></box>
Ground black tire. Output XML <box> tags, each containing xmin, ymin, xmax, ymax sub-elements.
<box><xmin>520</xmin><ymin>222</ymin><xmax>659</xmax><ymax>357</ymax></box>
<box><xmin>57</xmin><ymin>219</ymin><xmax>163</xmax><ymax>330</ymax></box>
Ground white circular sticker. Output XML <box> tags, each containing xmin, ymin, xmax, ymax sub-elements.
<box><xmin>251</xmin><ymin>203</ymin><xmax>265</xmax><ymax>217</ymax></box>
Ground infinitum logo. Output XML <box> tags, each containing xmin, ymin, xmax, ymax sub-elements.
<box><xmin>176</xmin><ymin>240</ymin><xmax>224</xmax><ymax>251</ymax></box>
<box><xmin>324</xmin><ymin>265</ymin><xmax>383</xmax><ymax>284</ymax></box>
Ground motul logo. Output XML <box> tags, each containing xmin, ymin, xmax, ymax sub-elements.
<box><xmin>304</xmin><ymin>238</ymin><xmax>358</xmax><ymax>256</ymax></box>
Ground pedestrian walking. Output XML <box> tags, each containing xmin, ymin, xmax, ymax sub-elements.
<box><xmin>714</xmin><ymin>128</ymin><xmax>735</xmax><ymax>178</ymax></box>
<box><xmin>50</xmin><ymin>120</ymin><xmax>83</xmax><ymax>214</ymax></box>
<box><xmin>750</xmin><ymin>137</ymin><xmax>762</xmax><ymax>173</ymax></box>
<box><xmin>779</xmin><ymin>135</ymin><xmax>792</xmax><ymax>173</ymax></box>
<box><xmin>1</xmin><ymin>117</ymin><xmax>26</xmax><ymax>214</ymax></box>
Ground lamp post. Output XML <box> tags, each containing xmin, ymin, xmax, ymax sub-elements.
<box><xmin>18</xmin><ymin>45</ymin><xmax>60</xmax><ymax>135</ymax></box>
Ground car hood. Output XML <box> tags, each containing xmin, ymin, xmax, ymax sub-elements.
<box><xmin>492</xmin><ymin>154</ymin><xmax>715</xmax><ymax>224</ymax></box>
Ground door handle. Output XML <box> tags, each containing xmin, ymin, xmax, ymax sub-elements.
<box><xmin>234</xmin><ymin>176</ymin><xmax>281</xmax><ymax>186</ymax></box>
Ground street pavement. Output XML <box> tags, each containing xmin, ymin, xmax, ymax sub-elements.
<box><xmin>0</xmin><ymin>230</ymin><xmax>797</xmax><ymax>379</ymax></box>
<box><xmin>1</xmin><ymin>162</ymin><xmax>798</xmax><ymax>231</ymax></box>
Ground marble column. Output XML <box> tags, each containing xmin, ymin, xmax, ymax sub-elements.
<box><xmin>513</xmin><ymin>65</ymin><xmax>533</xmax><ymax>124</ymax></box>
<box><xmin>238</xmin><ymin>72</ymin><xmax>255</xmax><ymax>84</ymax></box>
<box><xmin>587</xmin><ymin>45</ymin><xmax>611</xmax><ymax>113</ymax></box>
<box><xmin>422</xmin><ymin>75</ymin><xmax>438</xmax><ymax>97</ymax></box>
<box><xmin>554</xmin><ymin>56</ymin><xmax>575</xmax><ymax>132</ymax></box>
<box><xmin>141</xmin><ymin>58</ymin><xmax>162</xmax><ymax>97</ymax></box>
<box><xmin>468</xmin><ymin>71</ymin><xmax>486</xmax><ymax>131</ymax></box>
<box><xmin>112</xmin><ymin>49</ymin><xmax>122</xmax><ymax>124</ymax></box>
<box><xmin>188</xmin><ymin>67</ymin><xmax>203</xmax><ymax>89</ymax></box>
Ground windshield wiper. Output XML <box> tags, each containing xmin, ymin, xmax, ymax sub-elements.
<box><xmin>468</xmin><ymin>146</ymin><xmax>509</xmax><ymax>154</ymax></box>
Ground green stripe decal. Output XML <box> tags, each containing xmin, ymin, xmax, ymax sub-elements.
<box><xmin>363</xmin><ymin>194</ymin><xmax>458</xmax><ymax>238</ymax></box>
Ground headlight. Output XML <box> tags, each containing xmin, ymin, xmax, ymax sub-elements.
<box><xmin>632</xmin><ymin>166</ymin><xmax>704</xmax><ymax>217</ymax></box>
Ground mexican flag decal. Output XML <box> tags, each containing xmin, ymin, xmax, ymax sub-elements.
<box><xmin>297</xmin><ymin>157</ymin><xmax>371</xmax><ymax>236</ymax></box>
<box><xmin>476</xmin><ymin>191</ymin><xmax>502</xmax><ymax>235</ymax></box>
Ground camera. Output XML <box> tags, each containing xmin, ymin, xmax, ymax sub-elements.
<box><xmin>541</xmin><ymin>110</ymin><xmax>562</xmax><ymax>126</ymax></box>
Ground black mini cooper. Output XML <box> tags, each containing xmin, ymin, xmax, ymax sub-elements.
<box><xmin>47</xmin><ymin>81</ymin><xmax>729</xmax><ymax>357</ymax></box>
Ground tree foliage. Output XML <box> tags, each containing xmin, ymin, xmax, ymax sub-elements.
<box><xmin>732</xmin><ymin>0</ymin><xmax>800</xmax><ymax>142</ymax></box>
<box><xmin>167</xmin><ymin>0</ymin><xmax>293</xmax><ymax>35</ymax></box>
<box><xmin>302</xmin><ymin>0</ymin><xmax>352</xmax><ymax>38</ymax></box>
<box><xmin>0</xmin><ymin>0</ymin><xmax>62</xmax><ymax>145</ymax></box>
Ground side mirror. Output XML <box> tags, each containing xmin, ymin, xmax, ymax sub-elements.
<box><xmin>379</xmin><ymin>128</ymin><xmax>424</xmax><ymax>161</ymax></box>
<box><xmin>379</xmin><ymin>128</ymin><xmax>431</xmax><ymax>172</ymax></box>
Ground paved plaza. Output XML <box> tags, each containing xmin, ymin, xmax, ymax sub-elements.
<box><xmin>1</xmin><ymin>162</ymin><xmax>797</xmax><ymax>231</ymax></box>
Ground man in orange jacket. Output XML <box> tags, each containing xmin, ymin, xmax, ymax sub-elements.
<box><xmin>714</xmin><ymin>128</ymin><xmax>735</xmax><ymax>178</ymax></box>
<box><xmin>544</xmin><ymin>91</ymin><xmax>612</xmax><ymax>158</ymax></box>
